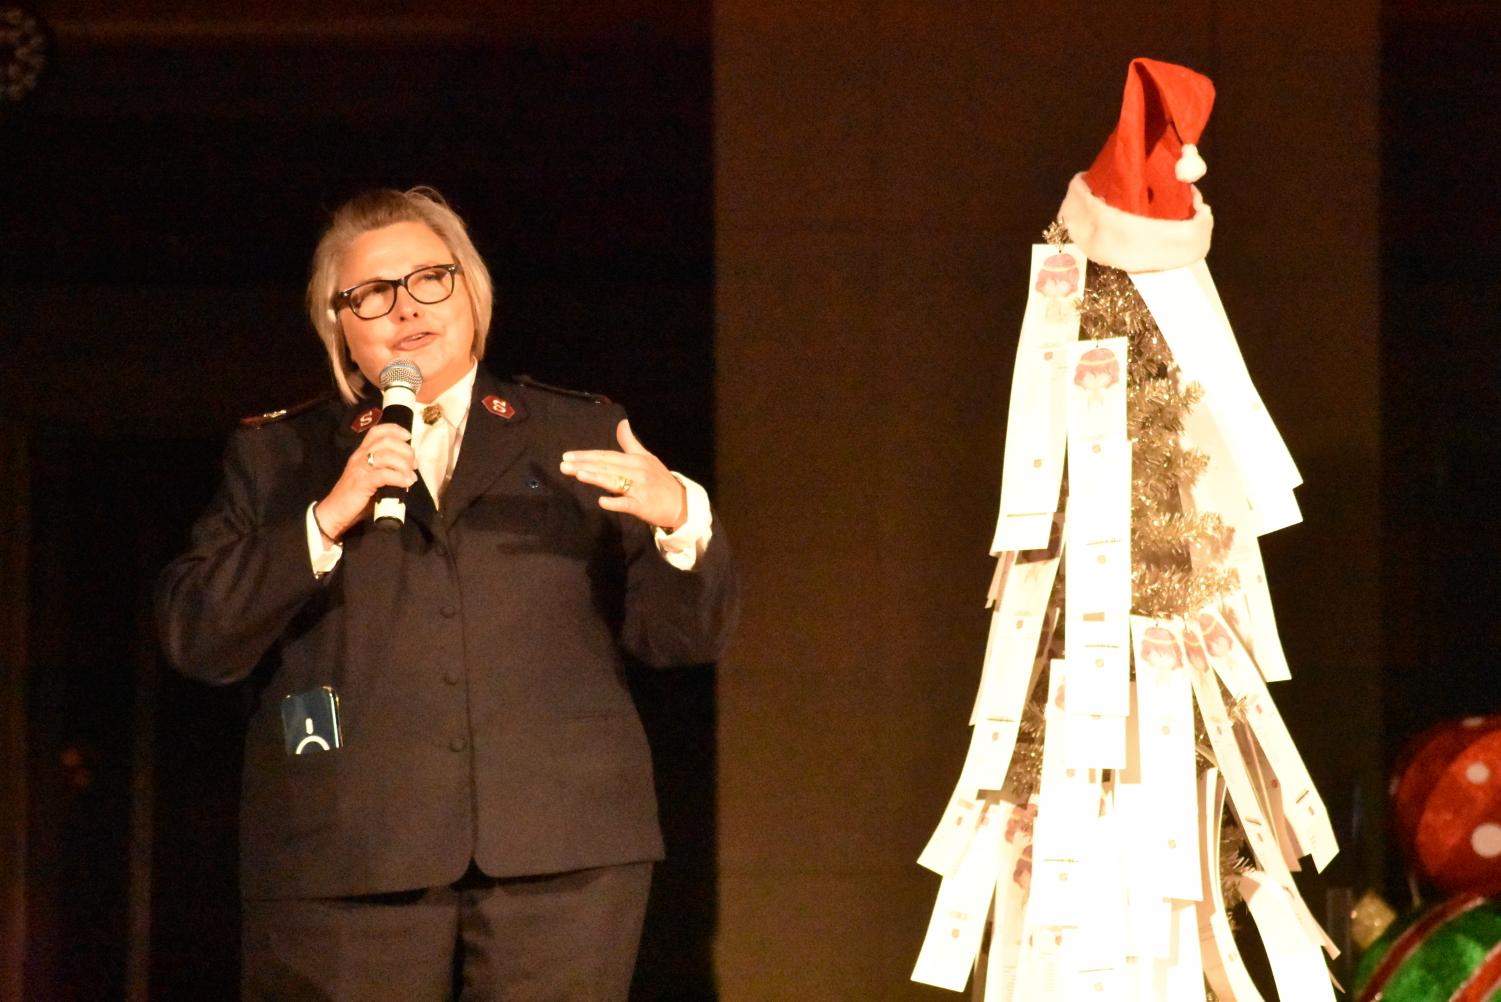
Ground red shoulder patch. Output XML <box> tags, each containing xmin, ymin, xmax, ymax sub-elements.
<box><xmin>349</xmin><ymin>406</ymin><xmax>381</xmax><ymax>432</ymax></box>
<box><xmin>482</xmin><ymin>395</ymin><xmax>515</xmax><ymax>420</ymax></box>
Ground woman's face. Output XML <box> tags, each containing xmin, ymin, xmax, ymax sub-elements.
<box><xmin>337</xmin><ymin>221</ymin><xmax>477</xmax><ymax>401</ymax></box>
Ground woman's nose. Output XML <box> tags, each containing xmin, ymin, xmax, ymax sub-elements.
<box><xmin>392</xmin><ymin>287</ymin><xmax>422</xmax><ymax>319</ymax></box>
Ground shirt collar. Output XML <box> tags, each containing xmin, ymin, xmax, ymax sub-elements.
<box><xmin>425</xmin><ymin>360</ymin><xmax>479</xmax><ymax>427</ymax></box>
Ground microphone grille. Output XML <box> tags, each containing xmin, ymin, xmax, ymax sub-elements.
<box><xmin>378</xmin><ymin>359</ymin><xmax>423</xmax><ymax>392</ymax></box>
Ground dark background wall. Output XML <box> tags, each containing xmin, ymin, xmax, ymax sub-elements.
<box><xmin>1382</xmin><ymin>7</ymin><xmax>1501</xmax><ymax>750</ymax></box>
<box><xmin>2</xmin><ymin>5</ymin><xmax>715</xmax><ymax>1000</ymax></box>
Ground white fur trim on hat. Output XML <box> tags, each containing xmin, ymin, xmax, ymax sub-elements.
<box><xmin>1056</xmin><ymin>173</ymin><xmax>1213</xmax><ymax>273</ymax></box>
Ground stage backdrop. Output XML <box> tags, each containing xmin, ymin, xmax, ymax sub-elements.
<box><xmin>3</xmin><ymin>6</ymin><xmax>715</xmax><ymax>1000</ymax></box>
<box><xmin>714</xmin><ymin>3</ymin><xmax>1381</xmax><ymax>997</ymax></box>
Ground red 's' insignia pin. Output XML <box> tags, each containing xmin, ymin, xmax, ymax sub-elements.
<box><xmin>350</xmin><ymin>406</ymin><xmax>381</xmax><ymax>432</ymax></box>
<box><xmin>483</xmin><ymin>395</ymin><xmax>515</xmax><ymax>419</ymax></box>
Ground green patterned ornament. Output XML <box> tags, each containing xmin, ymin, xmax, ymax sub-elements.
<box><xmin>1355</xmin><ymin>894</ymin><xmax>1501</xmax><ymax>1002</ymax></box>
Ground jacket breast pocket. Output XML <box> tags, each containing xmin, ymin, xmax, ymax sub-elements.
<box><xmin>471</xmin><ymin>469</ymin><xmax>596</xmax><ymax>560</ymax></box>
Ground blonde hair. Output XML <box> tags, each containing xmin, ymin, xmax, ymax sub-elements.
<box><xmin>306</xmin><ymin>187</ymin><xmax>494</xmax><ymax>403</ymax></box>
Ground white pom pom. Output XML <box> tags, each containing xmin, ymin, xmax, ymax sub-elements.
<box><xmin>1175</xmin><ymin>144</ymin><xmax>1206</xmax><ymax>183</ymax></box>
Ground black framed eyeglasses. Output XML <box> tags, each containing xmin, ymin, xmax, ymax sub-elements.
<box><xmin>333</xmin><ymin>263</ymin><xmax>463</xmax><ymax>320</ymax></box>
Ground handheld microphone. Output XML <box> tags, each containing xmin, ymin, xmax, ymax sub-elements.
<box><xmin>373</xmin><ymin>359</ymin><xmax>423</xmax><ymax>530</ymax></box>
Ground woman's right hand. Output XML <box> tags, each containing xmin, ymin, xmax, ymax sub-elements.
<box><xmin>314</xmin><ymin>423</ymin><xmax>418</xmax><ymax>542</ymax></box>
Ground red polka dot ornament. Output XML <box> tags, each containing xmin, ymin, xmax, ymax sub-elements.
<box><xmin>1391</xmin><ymin>716</ymin><xmax>1501</xmax><ymax>897</ymax></box>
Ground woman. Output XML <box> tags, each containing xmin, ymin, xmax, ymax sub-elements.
<box><xmin>156</xmin><ymin>187</ymin><xmax>738</xmax><ymax>1000</ymax></box>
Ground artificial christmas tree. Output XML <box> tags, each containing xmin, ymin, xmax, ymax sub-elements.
<box><xmin>913</xmin><ymin>58</ymin><xmax>1338</xmax><ymax>1000</ymax></box>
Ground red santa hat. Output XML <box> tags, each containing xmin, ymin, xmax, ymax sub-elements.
<box><xmin>1057</xmin><ymin>58</ymin><xmax>1216</xmax><ymax>273</ymax></box>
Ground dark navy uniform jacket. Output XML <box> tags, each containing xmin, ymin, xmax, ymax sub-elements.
<box><xmin>156</xmin><ymin>369</ymin><xmax>738</xmax><ymax>899</ymax></box>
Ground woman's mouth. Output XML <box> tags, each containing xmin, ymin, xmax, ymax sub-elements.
<box><xmin>394</xmin><ymin>331</ymin><xmax>437</xmax><ymax>351</ymax></box>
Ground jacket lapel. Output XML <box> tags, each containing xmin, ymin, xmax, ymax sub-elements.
<box><xmin>441</xmin><ymin>368</ymin><xmax>529</xmax><ymax>520</ymax></box>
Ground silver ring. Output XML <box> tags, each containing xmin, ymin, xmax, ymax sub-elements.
<box><xmin>365</xmin><ymin>451</ymin><xmax>375</xmax><ymax>468</ymax></box>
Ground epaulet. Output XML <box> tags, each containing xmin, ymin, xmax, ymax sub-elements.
<box><xmin>239</xmin><ymin>392</ymin><xmax>337</xmax><ymax>429</ymax></box>
<box><xmin>512</xmin><ymin>374</ymin><xmax>611</xmax><ymax>405</ymax></box>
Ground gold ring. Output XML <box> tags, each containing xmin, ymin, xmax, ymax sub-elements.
<box><xmin>617</xmin><ymin>476</ymin><xmax>633</xmax><ymax>496</ymax></box>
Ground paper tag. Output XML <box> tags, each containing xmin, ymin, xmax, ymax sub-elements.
<box><xmin>1130</xmin><ymin>264</ymin><xmax>1301</xmax><ymax>536</ymax></box>
<box><xmin>992</xmin><ymin>245</ymin><xmax>1084</xmax><ymax>553</ymax></box>
<box><xmin>1180</xmin><ymin>399</ymin><xmax>1293</xmax><ymax>683</ymax></box>
<box><xmin>1244</xmin><ymin>735</ymin><xmax>1306</xmax><ymax>872</ymax></box>
<box><xmin>982</xmin><ymin>799</ymin><xmax>1039</xmax><ymax>1002</ymax></box>
<box><xmin>1065</xmin><ymin>529</ymin><xmax>1131</xmax><ymax>614</ymax></box>
<box><xmin>1064</xmin><ymin>336</ymin><xmax>1132</xmax><ymax>719</ymax></box>
<box><xmin>957</xmin><ymin>717</ymin><xmax>1024</xmax><ymax>797</ymax></box>
<box><xmin>1058</xmin><ymin>650</ymin><xmax>1127</xmax><ymax>769</ymax></box>
<box><xmin>994</xmin><ymin>512</ymin><xmax>1057</xmax><ymax>555</ymax></box>
<box><xmin>1028</xmin><ymin>661</ymin><xmax>1105</xmax><ymax>927</ymax></box>
<box><xmin>1061</xmin><ymin>643</ymin><xmax>1130</xmax><ymax>719</ymax></box>
<box><xmin>1067</xmin><ymin>804</ymin><xmax>1129</xmax><ymax>972</ymax></box>
<box><xmin>972</xmin><ymin>554</ymin><xmax>1062</xmax><ymax>725</ymax></box>
<box><xmin>1240</xmin><ymin>873</ymin><xmax>1337</xmax><ymax>1002</ymax></box>
<box><xmin>1130</xmin><ymin>618</ymin><xmax>1202</xmax><ymax>901</ymax></box>
<box><xmin>912</xmin><ymin>797</ymin><xmax>1011</xmax><ymax>992</ymax></box>
<box><xmin>1064</xmin><ymin>522</ymin><xmax>1131</xmax><ymax>720</ymax></box>
<box><xmin>1012</xmin><ymin>929</ymin><xmax>1067</xmax><ymax>1002</ymax></box>
<box><xmin>1185</xmin><ymin>622</ymin><xmax>1336</xmax><ymax>958</ymax></box>
<box><xmin>1066</xmin><ymin>336</ymin><xmax>1128</xmax><ymax>459</ymax></box>
<box><xmin>1196</xmin><ymin>769</ymin><xmax>1267</xmax><ymax>1002</ymax></box>
<box><xmin>1063</xmin><ymin>963</ymin><xmax>1125</xmax><ymax>1000</ymax></box>
<box><xmin>1148</xmin><ymin>901</ymin><xmax>1207</xmax><ymax>1002</ymax></box>
<box><xmin>1224</xmin><ymin>549</ymin><xmax>1292</xmax><ymax>684</ymax></box>
<box><xmin>1187</xmin><ymin>628</ymin><xmax>1294</xmax><ymax>881</ymax></box>
<box><xmin>1062</xmin><ymin>704</ymin><xmax>1128</xmax><ymax>771</ymax></box>
<box><xmin>1195</xmin><ymin>608</ymin><xmax>1338</xmax><ymax>872</ymax></box>
<box><xmin>917</xmin><ymin>789</ymin><xmax>986</xmax><ymax>876</ymax></box>
<box><xmin>1111</xmin><ymin>781</ymin><xmax>1173</xmax><ymax>960</ymax></box>
<box><xmin>986</xmin><ymin>551</ymin><xmax>1015</xmax><ymax>609</ymax></box>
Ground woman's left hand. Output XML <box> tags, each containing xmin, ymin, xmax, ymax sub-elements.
<box><xmin>560</xmin><ymin>419</ymin><xmax>688</xmax><ymax>530</ymax></box>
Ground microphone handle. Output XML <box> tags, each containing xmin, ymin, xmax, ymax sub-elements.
<box><xmin>372</xmin><ymin>403</ymin><xmax>415</xmax><ymax>530</ymax></box>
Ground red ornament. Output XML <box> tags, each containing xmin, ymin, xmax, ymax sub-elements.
<box><xmin>1393</xmin><ymin>717</ymin><xmax>1501</xmax><ymax>855</ymax></box>
<box><xmin>1391</xmin><ymin>716</ymin><xmax>1501</xmax><ymax>896</ymax></box>
<box><xmin>482</xmin><ymin>395</ymin><xmax>515</xmax><ymax>419</ymax></box>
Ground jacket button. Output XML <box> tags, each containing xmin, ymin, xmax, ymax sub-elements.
<box><xmin>440</xmin><ymin>605</ymin><xmax>457</xmax><ymax>618</ymax></box>
<box><xmin>443</xmin><ymin>671</ymin><xmax>460</xmax><ymax>686</ymax></box>
<box><xmin>449</xmin><ymin>735</ymin><xmax>468</xmax><ymax>752</ymax></box>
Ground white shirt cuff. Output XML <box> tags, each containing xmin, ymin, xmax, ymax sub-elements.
<box><xmin>654</xmin><ymin>473</ymin><xmax>714</xmax><ymax>571</ymax></box>
<box><xmin>306</xmin><ymin>502</ymin><xmax>343</xmax><ymax>576</ymax></box>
